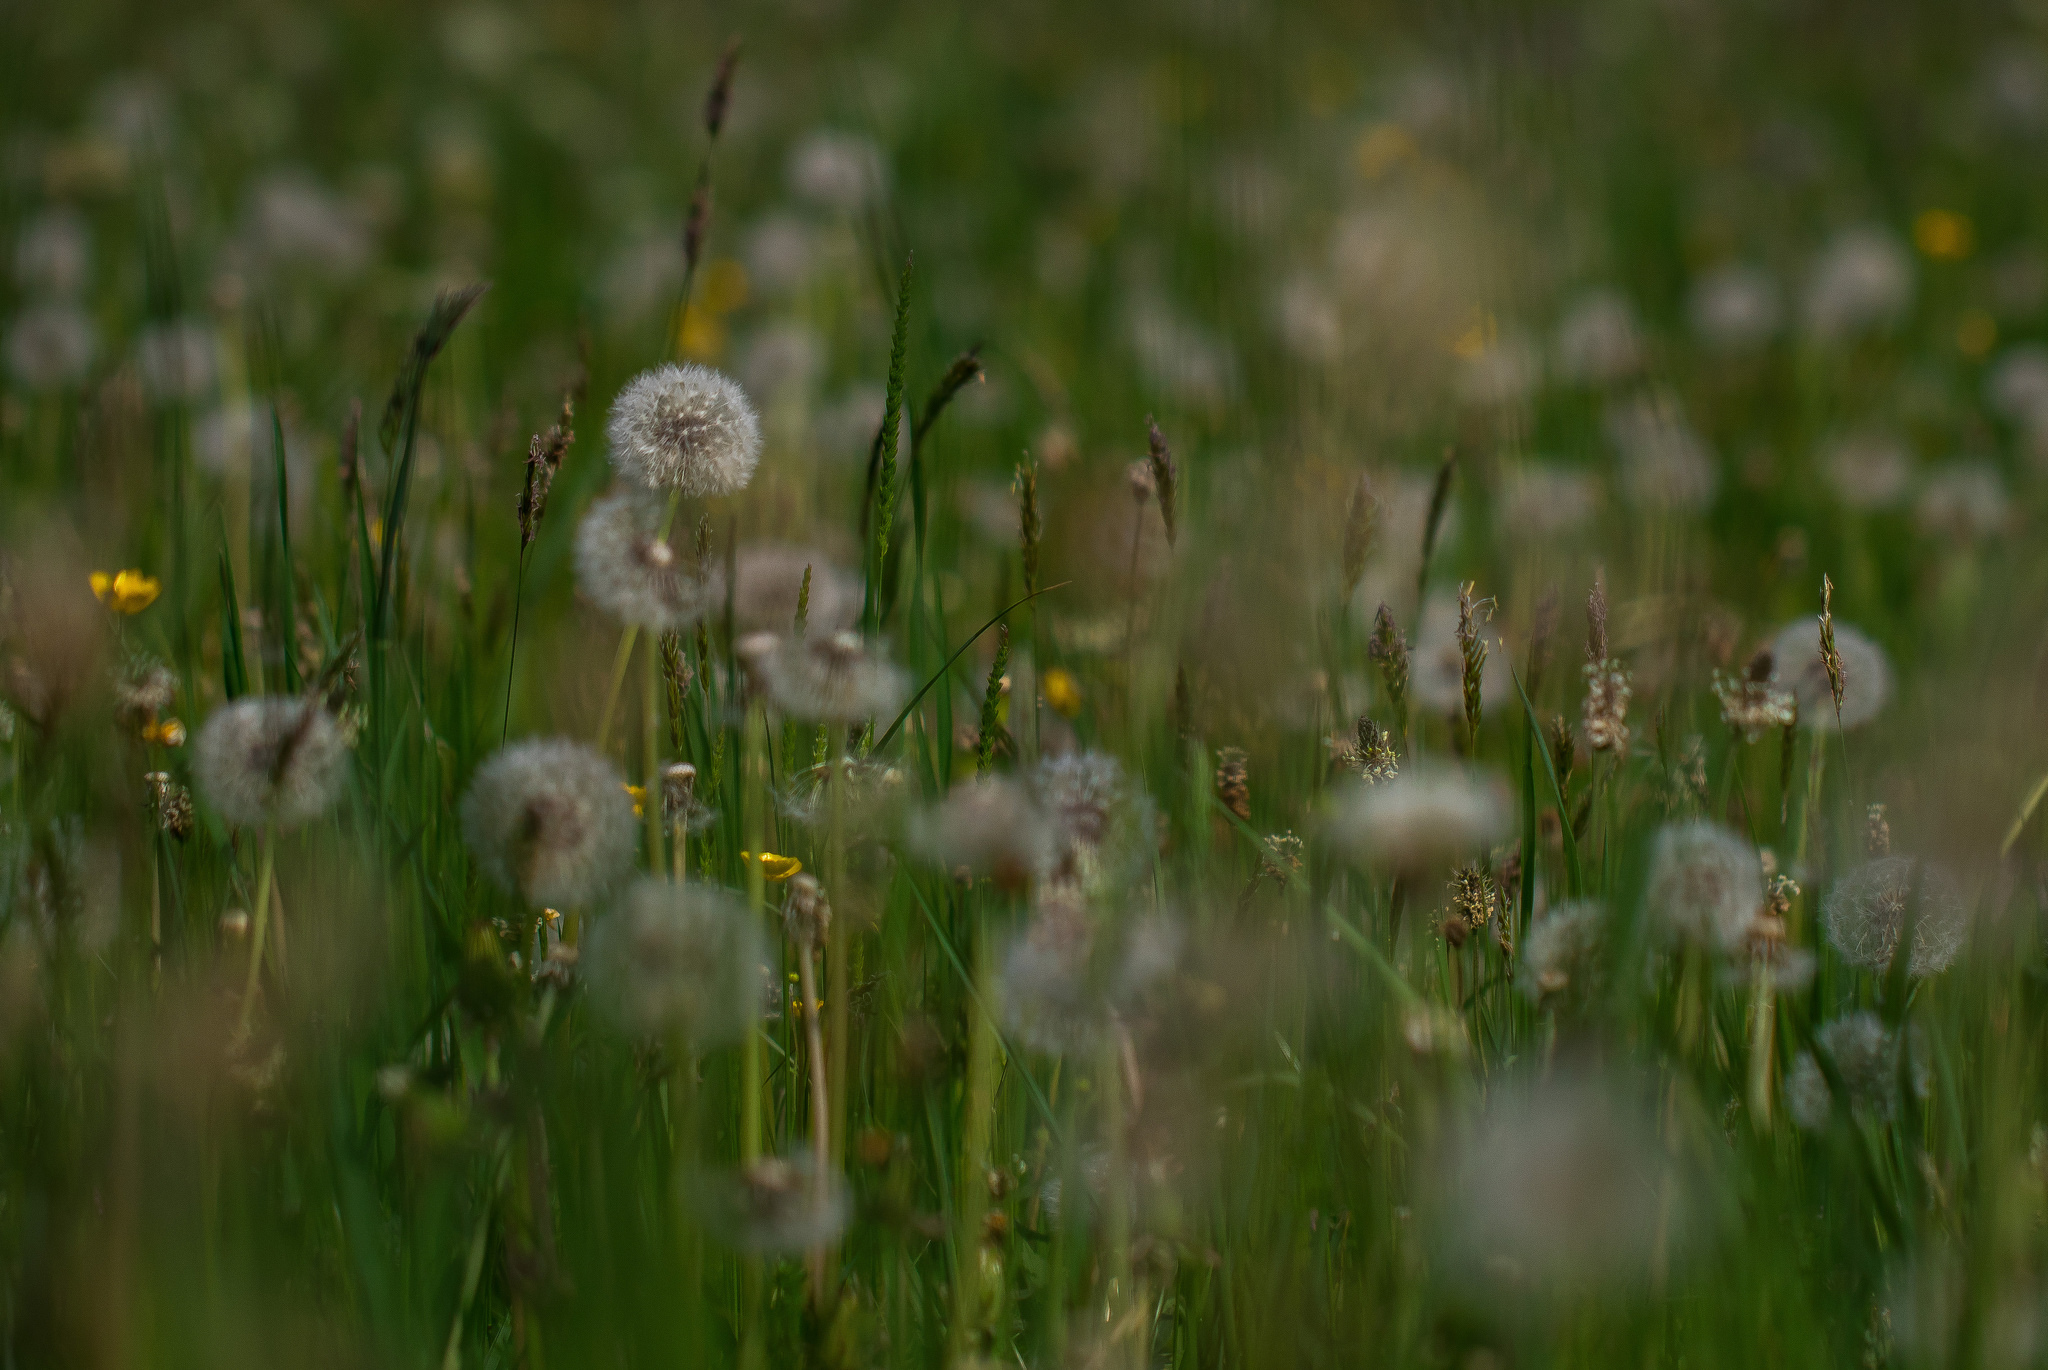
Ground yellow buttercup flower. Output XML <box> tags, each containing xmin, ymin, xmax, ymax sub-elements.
<box><xmin>740</xmin><ymin>850</ymin><xmax>803</xmax><ymax>881</ymax></box>
<box><xmin>1041</xmin><ymin>667</ymin><xmax>1082</xmax><ymax>718</ymax></box>
<box><xmin>1913</xmin><ymin>208</ymin><xmax>1973</xmax><ymax>262</ymax></box>
<box><xmin>141</xmin><ymin>718</ymin><xmax>186</xmax><ymax>747</ymax></box>
<box><xmin>625</xmin><ymin>783</ymin><xmax>647</xmax><ymax>817</ymax></box>
<box><xmin>90</xmin><ymin>570</ymin><xmax>160</xmax><ymax>614</ymax></box>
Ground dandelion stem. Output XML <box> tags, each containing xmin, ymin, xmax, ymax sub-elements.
<box><xmin>948</xmin><ymin>921</ymin><xmax>1002</xmax><ymax>1364</ymax></box>
<box><xmin>644</xmin><ymin>630</ymin><xmax>662</xmax><ymax>874</ymax></box>
<box><xmin>796</xmin><ymin>937</ymin><xmax>830</xmax><ymax>1309</ymax></box>
<box><xmin>235</xmin><ymin>827</ymin><xmax>277</xmax><ymax>1038</ymax></box>
<box><xmin>596</xmin><ymin>625</ymin><xmax>638</xmax><ymax>755</ymax></box>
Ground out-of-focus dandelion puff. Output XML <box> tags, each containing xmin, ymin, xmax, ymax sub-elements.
<box><xmin>1767</xmin><ymin>618</ymin><xmax>1892</xmax><ymax>730</ymax></box>
<box><xmin>1032</xmin><ymin>751</ymin><xmax>1156</xmax><ymax>884</ymax></box>
<box><xmin>14</xmin><ymin>207</ymin><xmax>91</xmax><ymax>299</ymax></box>
<box><xmin>1688</xmin><ymin>262</ymin><xmax>1782</xmax><ymax>351</ymax></box>
<box><xmin>735</xmin><ymin>630</ymin><xmax>908</xmax><ymax>723</ymax></box>
<box><xmin>583</xmin><ymin>877</ymin><xmax>766</xmax><ymax>1046</ymax></box>
<box><xmin>1605</xmin><ymin>392</ymin><xmax>1719</xmax><ymax>512</ymax></box>
<box><xmin>908</xmin><ymin>775</ymin><xmax>1055</xmax><ymax>890</ymax></box>
<box><xmin>1432</xmin><ymin>1067</ymin><xmax>1687</xmax><ymax>1294</ymax></box>
<box><xmin>1820</xmin><ymin>432</ymin><xmax>1914</xmax><ymax>511</ymax></box>
<box><xmin>573</xmin><ymin>488</ymin><xmax>722</xmax><ymax>631</ymax></box>
<box><xmin>1001</xmin><ymin>891</ymin><xmax>1181</xmax><ymax>1056</ymax></box>
<box><xmin>787</xmin><ymin>129</ymin><xmax>888</xmax><ymax>210</ymax></box>
<box><xmin>1785</xmin><ymin>1011</ymin><xmax>1930</xmax><ymax>1131</ymax></box>
<box><xmin>192</xmin><ymin>696</ymin><xmax>351</xmax><ymax>829</ymax></box>
<box><xmin>1272</xmin><ymin>273</ymin><xmax>1342</xmax><ymax>363</ymax></box>
<box><xmin>1645</xmin><ymin>820</ymin><xmax>1763</xmax><ymax>950</ymax></box>
<box><xmin>89</xmin><ymin>569</ymin><xmax>159</xmax><ymax>614</ymax></box>
<box><xmin>1802</xmin><ymin>226</ymin><xmax>1913</xmax><ymax>342</ymax></box>
<box><xmin>1914</xmin><ymin>461</ymin><xmax>2011</xmax><ymax>540</ymax></box>
<box><xmin>5</xmin><ymin>304</ymin><xmax>97</xmax><ymax>390</ymax></box>
<box><xmin>1494</xmin><ymin>463</ymin><xmax>1600</xmax><ymax>539</ymax></box>
<box><xmin>243</xmin><ymin>170</ymin><xmax>371</xmax><ymax>277</ymax></box>
<box><xmin>1553</xmin><ymin>288</ymin><xmax>1644</xmax><ymax>385</ymax></box>
<box><xmin>733</xmin><ymin>544</ymin><xmax>859</xmax><ymax>635</ymax></box>
<box><xmin>134</xmin><ymin>318</ymin><xmax>217</xmax><ymax>403</ymax></box>
<box><xmin>605</xmin><ymin>362</ymin><xmax>761</xmax><ymax>497</ymax></box>
<box><xmin>1457</xmin><ymin>327</ymin><xmax>1541</xmax><ymax>407</ymax></box>
<box><xmin>1519</xmin><ymin>900</ymin><xmax>1606</xmax><ymax>1002</ymax></box>
<box><xmin>695</xmin><ymin>1157</ymin><xmax>852</xmax><ymax>1254</ymax></box>
<box><xmin>460</xmin><ymin>738</ymin><xmax>637</xmax><ymax>908</ymax></box>
<box><xmin>1823</xmin><ymin>855</ymin><xmax>1969</xmax><ymax>977</ymax></box>
<box><xmin>1985</xmin><ymin>343</ymin><xmax>2048</xmax><ymax>420</ymax></box>
<box><xmin>1325</xmin><ymin>762</ymin><xmax>1511</xmax><ymax>877</ymax></box>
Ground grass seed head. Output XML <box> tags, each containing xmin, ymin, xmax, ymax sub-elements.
<box><xmin>1769</xmin><ymin>617</ymin><xmax>1891</xmax><ymax>731</ymax></box>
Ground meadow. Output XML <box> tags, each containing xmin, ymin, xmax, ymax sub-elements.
<box><xmin>4</xmin><ymin>1</ymin><xmax>2048</xmax><ymax>1365</ymax></box>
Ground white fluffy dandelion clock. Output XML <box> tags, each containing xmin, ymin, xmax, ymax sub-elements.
<box><xmin>606</xmin><ymin>362</ymin><xmax>762</xmax><ymax>497</ymax></box>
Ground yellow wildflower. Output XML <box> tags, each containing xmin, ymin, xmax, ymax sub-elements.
<box><xmin>90</xmin><ymin>570</ymin><xmax>160</xmax><ymax>614</ymax></box>
<box><xmin>1913</xmin><ymin>209</ymin><xmax>1973</xmax><ymax>261</ymax></box>
<box><xmin>625</xmin><ymin>783</ymin><xmax>647</xmax><ymax>817</ymax></box>
<box><xmin>740</xmin><ymin>850</ymin><xmax>803</xmax><ymax>881</ymax></box>
<box><xmin>141</xmin><ymin>717</ymin><xmax>186</xmax><ymax>747</ymax></box>
<box><xmin>1042</xmin><ymin>667</ymin><xmax>1082</xmax><ymax>718</ymax></box>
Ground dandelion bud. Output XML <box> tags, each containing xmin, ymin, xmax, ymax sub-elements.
<box><xmin>192</xmin><ymin>696</ymin><xmax>351</xmax><ymax>829</ymax></box>
<box><xmin>220</xmin><ymin>908</ymin><xmax>250</xmax><ymax>938</ymax></box>
<box><xmin>460</xmin><ymin>739</ymin><xmax>638</xmax><ymax>908</ymax></box>
<box><xmin>605</xmin><ymin>362</ymin><xmax>761</xmax><ymax>497</ymax></box>
<box><xmin>662</xmin><ymin>762</ymin><xmax>699</xmax><ymax>823</ymax></box>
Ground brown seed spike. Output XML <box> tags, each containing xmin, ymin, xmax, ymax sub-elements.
<box><xmin>1586</xmin><ymin>573</ymin><xmax>1609</xmax><ymax>664</ymax></box>
<box><xmin>1216</xmin><ymin>747</ymin><xmax>1250</xmax><ymax>822</ymax></box>
<box><xmin>703</xmin><ymin>38</ymin><xmax>742</xmax><ymax>139</ymax></box>
<box><xmin>1818</xmin><ymin>574</ymin><xmax>1845</xmax><ymax>719</ymax></box>
<box><xmin>1145</xmin><ymin>416</ymin><xmax>1179</xmax><ymax>548</ymax></box>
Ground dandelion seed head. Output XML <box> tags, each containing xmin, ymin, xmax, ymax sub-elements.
<box><xmin>1767</xmin><ymin>618</ymin><xmax>1892</xmax><ymax>730</ymax></box>
<box><xmin>787</xmin><ymin>130</ymin><xmax>887</xmax><ymax>210</ymax></box>
<box><xmin>1519</xmin><ymin>899</ymin><xmax>1606</xmax><ymax>1002</ymax></box>
<box><xmin>5</xmin><ymin>305</ymin><xmax>97</xmax><ymax>390</ymax></box>
<box><xmin>1606</xmin><ymin>393</ymin><xmax>1719</xmax><ymax>511</ymax></box>
<box><xmin>1033</xmin><ymin>751</ymin><xmax>1156</xmax><ymax>886</ymax></box>
<box><xmin>1820</xmin><ymin>432</ymin><xmax>1914</xmax><ymax>511</ymax></box>
<box><xmin>733</xmin><ymin>544</ymin><xmax>858</xmax><ymax>635</ymax></box>
<box><xmin>1823</xmin><ymin>855</ymin><xmax>1969</xmax><ymax>977</ymax></box>
<box><xmin>1434</xmin><ymin>1067</ymin><xmax>1684</xmax><ymax>1293</ymax></box>
<box><xmin>1325</xmin><ymin>763</ymin><xmax>1511</xmax><ymax>877</ymax></box>
<box><xmin>1553</xmin><ymin>288</ymin><xmax>1644</xmax><ymax>385</ymax></box>
<box><xmin>908</xmin><ymin>775</ymin><xmax>1056</xmax><ymax>890</ymax></box>
<box><xmin>583</xmin><ymin>877</ymin><xmax>766</xmax><ymax>1046</ymax></box>
<box><xmin>134</xmin><ymin>318</ymin><xmax>217</xmax><ymax>403</ymax></box>
<box><xmin>1688</xmin><ymin>262</ymin><xmax>1782</xmax><ymax>351</ymax></box>
<box><xmin>736</xmin><ymin>630</ymin><xmax>908</xmax><ymax>723</ymax></box>
<box><xmin>460</xmin><ymin>738</ymin><xmax>637</xmax><ymax>908</ymax></box>
<box><xmin>1802</xmin><ymin>226</ymin><xmax>1914</xmax><ymax>341</ymax></box>
<box><xmin>1786</xmin><ymin>1011</ymin><xmax>1930</xmax><ymax>1131</ymax></box>
<box><xmin>1645</xmin><ymin>820</ymin><xmax>1763</xmax><ymax>950</ymax></box>
<box><xmin>1986</xmin><ymin>343</ymin><xmax>2048</xmax><ymax>420</ymax></box>
<box><xmin>605</xmin><ymin>362</ymin><xmax>761</xmax><ymax>497</ymax></box>
<box><xmin>573</xmin><ymin>488</ymin><xmax>721</xmax><ymax>631</ymax></box>
<box><xmin>1495</xmin><ymin>463</ymin><xmax>1600</xmax><ymax>540</ymax></box>
<box><xmin>14</xmin><ymin>207</ymin><xmax>91</xmax><ymax>299</ymax></box>
<box><xmin>192</xmin><ymin>695</ymin><xmax>350</xmax><ymax>829</ymax></box>
<box><xmin>696</xmin><ymin>1157</ymin><xmax>852</xmax><ymax>1254</ymax></box>
<box><xmin>1914</xmin><ymin>461</ymin><xmax>2011</xmax><ymax>541</ymax></box>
